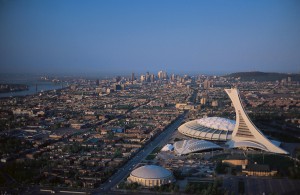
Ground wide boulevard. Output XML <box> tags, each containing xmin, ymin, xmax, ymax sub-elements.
<box><xmin>92</xmin><ymin>111</ymin><xmax>187</xmax><ymax>195</ymax></box>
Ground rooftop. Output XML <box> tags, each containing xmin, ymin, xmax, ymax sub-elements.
<box><xmin>130</xmin><ymin>165</ymin><xmax>172</xmax><ymax>179</ymax></box>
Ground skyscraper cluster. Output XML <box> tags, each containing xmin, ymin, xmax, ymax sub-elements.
<box><xmin>157</xmin><ymin>71</ymin><xmax>168</xmax><ymax>80</ymax></box>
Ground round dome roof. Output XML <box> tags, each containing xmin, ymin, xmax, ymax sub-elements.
<box><xmin>178</xmin><ymin>117</ymin><xmax>235</xmax><ymax>141</ymax></box>
<box><xmin>196</xmin><ymin>117</ymin><xmax>235</xmax><ymax>131</ymax></box>
<box><xmin>131</xmin><ymin>165</ymin><xmax>172</xmax><ymax>179</ymax></box>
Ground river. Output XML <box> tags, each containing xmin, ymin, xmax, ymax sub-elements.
<box><xmin>0</xmin><ymin>76</ymin><xmax>67</xmax><ymax>98</ymax></box>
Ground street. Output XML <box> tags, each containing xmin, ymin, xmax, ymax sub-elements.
<box><xmin>92</xmin><ymin>112</ymin><xmax>187</xmax><ymax>195</ymax></box>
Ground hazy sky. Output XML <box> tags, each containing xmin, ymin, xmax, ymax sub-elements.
<box><xmin>1</xmin><ymin>0</ymin><xmax>300</xmax><ymax>76</ymax></box>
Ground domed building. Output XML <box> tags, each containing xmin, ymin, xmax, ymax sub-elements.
<box><xmin>177</xmin><ymin>88</ymin><xmax>288</xmax><ymax>155</ymax></box>
<box><xmin>178</xmin><ymin>117</ymin><xmax>235</xmax><ymax>141</ymax></box>
<box><xmin>127</xmin><ymin>165</ymin><xmax>175</xmax><ymax>187</ymax></box>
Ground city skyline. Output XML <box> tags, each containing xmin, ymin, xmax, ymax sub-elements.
<box><xmin>0</xmin><ymin>72</ymin><xmax>299</xmax><ymax>194</ymax></box>
<box><xmin>0</xmin><ymin>1</ymin><xmax>300</xmax><ymax>191</ymax></box>
<box><xmin>1</xmin><ymin>0</ymin><xmax>300</xmax><ymax>75</ymax></box>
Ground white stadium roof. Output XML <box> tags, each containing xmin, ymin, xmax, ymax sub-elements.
<box><xmin>130</xmin><ymin>165</ymin><xmax>172</xmax><ymax>179</ymax></box>
<box><xmin>174</xmin><ymin>139</ymin><xmax>222</xmax><ymax>155</ymax></box>
<box><xmin>178</xmin><ymin>117</ymin><xmax>235</xmax><ymax>141</ymax></box>
<box><xmin>196</xmin><ymin>117</ymin><xmax>235</xmax><ymax>131</ymax></box>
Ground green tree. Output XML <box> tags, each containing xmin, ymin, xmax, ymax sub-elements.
<box><xmin>113</xmin><ymin>148</ymin><xmax>123</xmax><ymax>158</ymax></box>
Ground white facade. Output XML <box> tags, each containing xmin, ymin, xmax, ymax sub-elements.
<box><xmin>174</xmin><ymin>139</ymin><xmax>221</xmax><ymax>155</ymax></box>
<box><xmin>225</xmin><ymin>88</ymin><xmax>288</xmax><ymax>154</ymax></box>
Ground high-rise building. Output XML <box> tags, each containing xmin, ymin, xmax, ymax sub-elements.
<box><xmin>146</xmin><ymin>72</ymin><xmax>150</xmax><ymax>82</ymax></box>
<box><xmin>158</xmin><ymin>70</ymin><xmax>167</xmax><ymax>80</ymax></box>
<box><xmin>96</xmin><ymin>79</ymin><xmax>100</xmax><ymax>86</ymax></box>
<box><xmin>131</xmin><ymin>73</ymin><xmax>135</xmax><ymax>82</ymax></box>
<box><xmin>177</xmin><ymin>75</ymin><xmax>182</xmax><ymax>81</ymax></box>
<box><xmin>203</xmin><ymin>79</ymin><xmax>211</xmax><ymax>89</ymax></box>
<box><xmin>171</xmin><ymin>74</ymin><xmax>175</xmax><ymax>81</ymax></box>
<box><xmin>150</xmin><ymin>74</ymin><xmax>155</xmax><ymax>82</ymax></box>
<box><xmin>163</xmin><ymin>71</ymin><xmax>168</xmax><ymax>79</ymax></box>
<box><xmin>140</xmin><ymin>75</ymin><xmax>146</xmax><ymax>82</ymax></box>
<box><xmin>158</xmin><ymin>71</ymin><xmax>163</xmax><ymax>79</ymax></box>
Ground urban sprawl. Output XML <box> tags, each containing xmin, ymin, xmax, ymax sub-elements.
<box><xmin>0</xmin><ymin>71</ymin><xmax>300</xmax><ymax>194</ymax></box>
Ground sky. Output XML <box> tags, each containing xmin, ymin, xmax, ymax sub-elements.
<box><xmin>0</xmin><ymin>0</ymin><xmax>300</xmax><ymax>76</ymax></box>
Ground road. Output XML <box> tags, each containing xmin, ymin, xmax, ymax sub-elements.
<box><xmin>92</xmin><ymin>111</ymin><xmax>187</xmax><ymax>195</ymax></box>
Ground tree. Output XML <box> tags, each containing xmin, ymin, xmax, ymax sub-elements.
<box><xmin>114</xmin><ymin>148</ymin><xmax>123</xmax><ymax>158</ymax></box>
<box><xmin>215</xmin><ymin>161</ymin><xmax>228</xmax><ymax>174</ymax></box>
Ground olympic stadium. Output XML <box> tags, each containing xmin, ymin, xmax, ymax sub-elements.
<box><xmin>177</xmin><ymin>88</ymin><xmax>288</xmax><ymax>154</ymax></box>
<box><xmin>178</xmin><ymin>117</ymin><xmax>235</xmax><ymax>141</ymax></box>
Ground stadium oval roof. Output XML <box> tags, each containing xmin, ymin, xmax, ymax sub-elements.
<box><xmin>130</xmin><ymin>165</ymin><xmax>172</xmax><ymax>179</ymax></box>
<box><xmin>196</xmin><ymin>117</ymin><xmax>235</xmax><ymax>131</ymax></box>
<box><xmin>178</xmin><ymin>117</ymin><xmax>235</xmax><ymax>141</ymax></box>
<box><xmin>174</xmin><ymin>139</ymin><xmax>221</xmax><ymax>155</ymax></box>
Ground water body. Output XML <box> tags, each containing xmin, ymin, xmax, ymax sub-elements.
<box><xmin>0</xmin><ymin>75</ymin><xmax>66</xmax><ymax>98</ymax></box>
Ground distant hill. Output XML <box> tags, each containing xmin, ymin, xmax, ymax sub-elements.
<box><xmin>224</xmin><ymin>71</ymin><xmax>300</xmax><ymax>82</ymax></box>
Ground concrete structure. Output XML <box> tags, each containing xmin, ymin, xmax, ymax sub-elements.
<box><xmin>127</xmin><ymin>165</ymin><xmax>175</xmax><ymax>187</ymax></box>
<box><xmin>178</xmin><ymin>117</ymin><xmax>235</xmax><ymax>141</ymax></box>
<box><xmin>161</xmin><ymin>144</ymin><xmax>174</xmax><ymax>151</ymax></box>
<box><xmin>174</xmin><ymin>139</ymin><xmax>222</xmax><ymax>155</ymax></box>
<box><xmin>225</xmin><ymin>88</ymin><xmax>288</xmax><ymax>154</ymax></box>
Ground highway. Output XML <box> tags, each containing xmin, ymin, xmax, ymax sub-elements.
<box><xmin>92</xmin><ymin>112</ymin><xmax>187</xmax><ymax>195</ymax></box>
